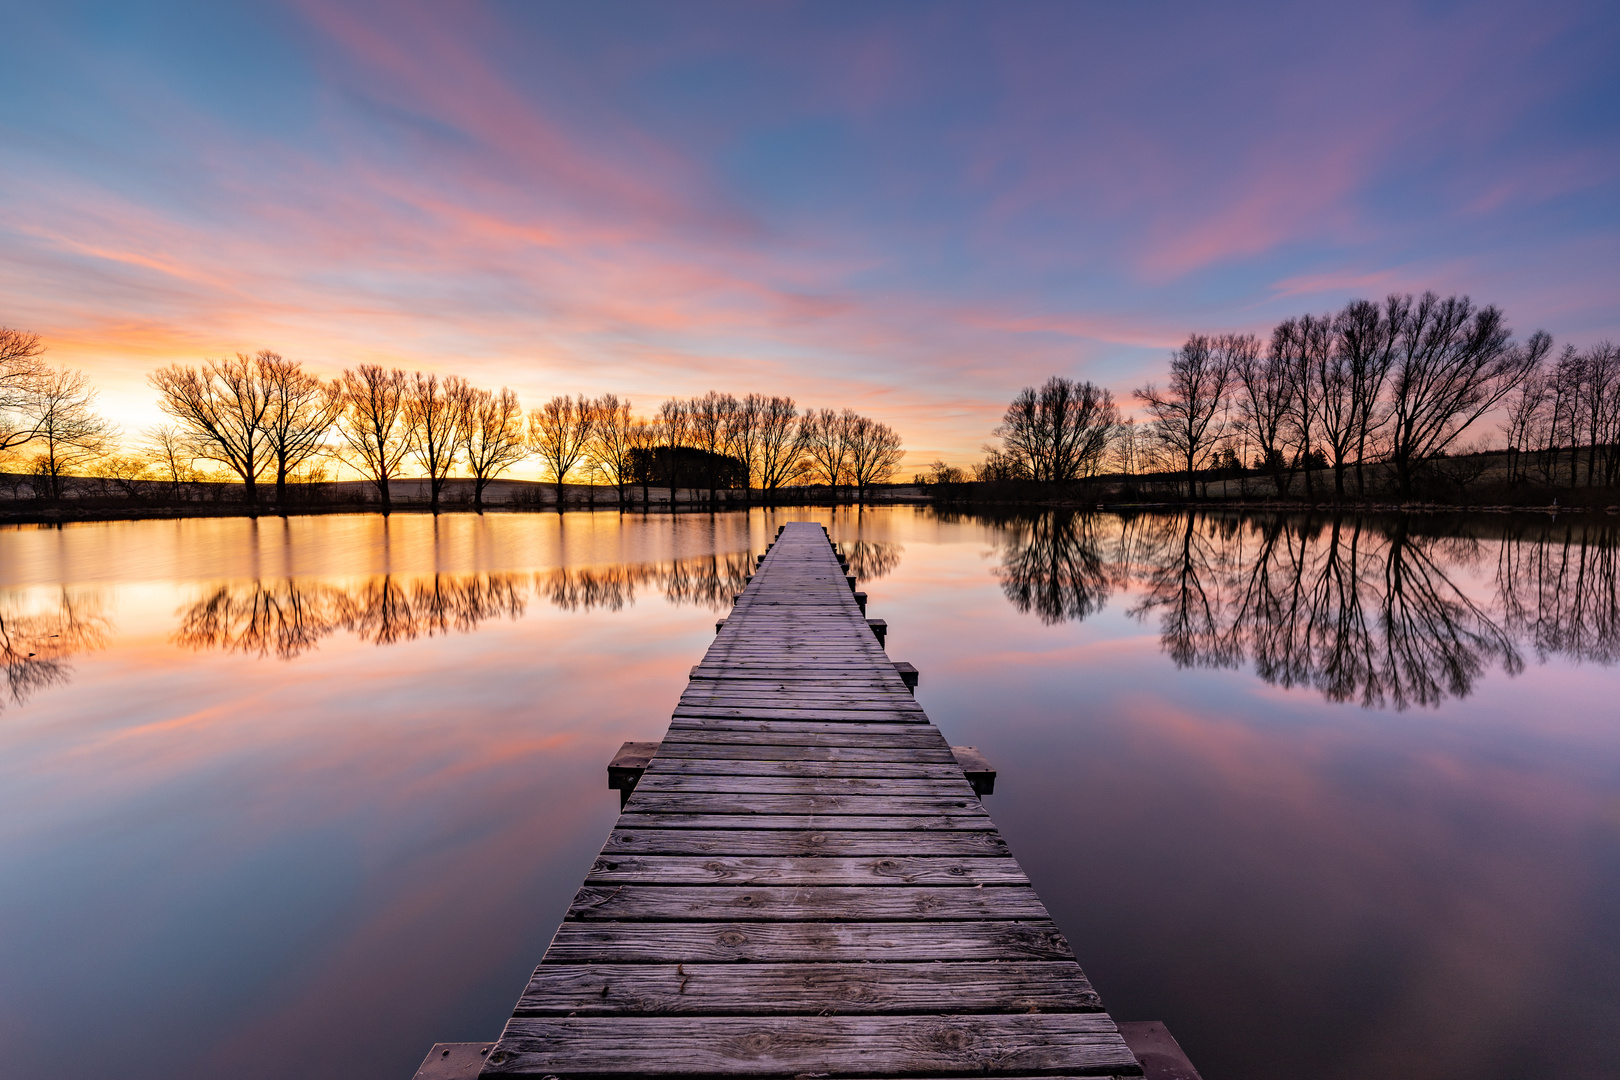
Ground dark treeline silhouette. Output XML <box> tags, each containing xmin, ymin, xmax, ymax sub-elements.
<box><xmin>0</xmin><ymin>329</ymin><xmax>906</xmax><ymax>514</ymax></box>
<box><xmin>987</xmin><ymin>509</ymin><xmax>1619</xmax><ymax>709</ymax></box>
<box><xmin>954</xmin><ymin>291</ymin><xmax>1603</xmax><ymax>505</ymax></box>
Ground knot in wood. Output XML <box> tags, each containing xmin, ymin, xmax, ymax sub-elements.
<box><xmin>717</xmin><ymin>929</ymin><xmax>748</xmax><ymax>947</ymax></box>
<box><xmin>732</xmin><ymin>1031</ymin><xmax>777</xmax><ymax>1056</ymax></box>
<box><xmin>928</xmin><ymin>1025</ymin><xmax>974</xmax><ymax>1052</ymax></box>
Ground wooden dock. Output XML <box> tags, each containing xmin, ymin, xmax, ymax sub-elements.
<box><xmin>473</xmin><ymin>521</ymin><xmax>1144</xmax><ymax>1079</ymax></box>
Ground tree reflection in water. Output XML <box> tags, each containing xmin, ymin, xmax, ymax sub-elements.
<box><xmin>994</xmin><ymin>513</ymin><xmax>1119</xmax><ymax>625</ymax></box>
<box><xmin>173</xmin><ymin>551</ymin><xmax>776</xmax><ymax>660</ymax></box>
<box><xmin>0</xmin><ymin>588</ymin><xmax>110</xmax><ymax>711</ymax></box>
<box><xmin>997</xmin><ymin>511</ymin><xmax>1618</xmax><ymax>709</ymax></box>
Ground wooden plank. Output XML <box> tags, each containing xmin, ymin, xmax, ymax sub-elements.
<box><xmin>621</xmin><ymin>792</ymin><xmax>985</xmax><ymax>816</ymax></box>
<box><xmin>583</xmin><ymin>854</ymin><xmax>1030</xmax><ymax>886</ymax></box>
<box><xmin>538</xmin><ymin>919</ymin><xmax>1080</xmax><ymax>965</ymax></box>
<box><xmin>644</xmin><ymin>758</ymin><xmax>968</xmax><ymax>780</ymax></box>
<box><xmin>671</xmin><ymin>706</ymin><xmax>932</xmax><ymax>723</ymax></box>
<box><xmin>515</xmin><ymin>961</ymin><xmax>1102</xmax><ymax>1015</ymax></box>
<box><xmin>565</xmin><ymin>884</ymin><xmax>1048</xmax><ymax>921</ymax></box>
<box><xmin>631</xmin><ymin>775</ymin><xmax>978</xmax><ymax>798</ymax></box>
<box><xmin>662</xmin><ymin>721</ymin><xmax>949</xmax><ymax>741</ymax></box>
<box><xmin>614</xmin><ymin>812</ymin><xmax>998</xmax><ymax>831</ymax></box>
<box><xmin>650</xmin><ymin>744</ymin><xmax>958</xmax><ymax>763</ymax></box>
<box><xmin>602</xmin><ymin>828</ymin><xmax>1012</xmax><ymax>857</ymax></box>
<box><xmin>482</xmin><ymin>1014</ymin><xmax>1138</xmax><ymax>1077</ymax></box>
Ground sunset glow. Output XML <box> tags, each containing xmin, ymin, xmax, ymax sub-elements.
<box><xmin>3</xmin><ymin>1</ymin><xmax>1617</xmax><ymax>469</ymax></box>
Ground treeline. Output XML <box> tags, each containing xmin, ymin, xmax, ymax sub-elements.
<box><xmin>0</xmin><ymin>328</ymin><xmax>904</xmax><ymax>511</ymax></box>
<box><xmin>966</xmin><ymin>291</ymin><xmax>1614</xmax><ymax>502</ymax></box>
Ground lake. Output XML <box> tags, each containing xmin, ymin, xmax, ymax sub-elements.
<box><xmin>1</xmin><ymin>507</ymin><xmax>1616</xmax><ymax>1080</ymax></box>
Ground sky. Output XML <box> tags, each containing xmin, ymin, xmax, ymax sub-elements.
<box><xmin>2</xmin><ymin>0</ymin><xmax>1618</xmax><ymax>471</ymax></box>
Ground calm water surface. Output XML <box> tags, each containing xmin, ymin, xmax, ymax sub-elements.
<box><xmin>2</xmin><ymin>508</ymin><xmax>1617</xmax><ymax>1080</ymax></box>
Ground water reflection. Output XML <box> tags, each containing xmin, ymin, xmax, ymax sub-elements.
<box><xmin>173</xmin><ymin>552</ymin><xmax>772</xmax><ymax>661</ymax></box>
<box><xmin>174</xmin><ymin>575</ymin><xmax>530</xmax><ymax>658</ymax></box>
<box><xmin>994</xmin><ymin>513</ymin><xmax>1118</xmax><ymax>625</ymax></box>
<box><xmin>0</xmin><ymin>588</ymin><xmax>109</xmax><ymax>711</ymax></box>
<box><xmin>994</xmin><ymin>511</ymin><xmax>1618</xmax><ymax>709</ymax></box>
<box><xmin>1498</xmin><ymin>519</ymin><xmax>1620</xmax><ymax>664</ymax></box>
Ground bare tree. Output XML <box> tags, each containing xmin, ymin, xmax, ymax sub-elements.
<box><xmin>1135</xmin><ymin>334</ymin><xmax>1234</xmax><ymax>499</ymax></box>
<box><xmin>0</xmin><ymin>327</ymin><xmax>49</xmax><ymax>455</ymax></box>
<box><xmin>529</xmin><ymin>395</ymin><xmax>594</xmax><ymax>506</ymax></box>
<box><xmin>1269</xmin><ymin>314</ymin><xmax>1333</xmax><ymax>497</ymax></box>
<box><xmin>994</xmin><ymin>376</ymin><xmax>1119</xmax><ymax>482</ymax></box>
<box><xmin>628</xmin><ymin>415</ymin><xmax>660</xmax><ymax>507</ymax></box>
<box><xmin>1580</xmin><ymin>341</ymin><xmax>1618</xmax><ymax>486</ymax></box>
<box><xmin>846</xmin><ymin>415</ymin><xmax>904</xmax><ymax>501</ymax></box>
<box><xmin>757</xmin><ymin>396</ymin><xmax>806</xmax><ymax>501</ymax></box>
<box><xmin>336</xmin><ymin>364</ymin><xmax>411</xmax><ymax>512</ymax></box>
<box><xmin>1385</xmin><ymin>292</ymin><xmax>1549</xmax><ymax>497</ymax></box>
<box><xmin>1544</xmin><ymin>344</ymin><xmax>1584</xmax><ymax>486</ymax></box>
<box><xmin>260</xmin><ymin>353</ymin><xmax>342</xmax><ymax>507</ymax></box>
<box><xmin>725</xmin><ymin>393</ymin><xmax>765</xmax><ymax>503</ymax></box>
<box><xmin>657</xmin><ymin>398</ymin><xmax>691</xmax><ymax>504</ymax></box>
<box><xmin>687</xmin><ymin>391</ymin><xmax>736</xmax><ymax>504</ymax></box>
<box><xmin>404</xmin><ymin>372</ymin><xmax>469</xmax><ymax>512</ymax></box>
<box><xmin>144</xmin><ymin>424</ymin><xmax>199</xmax><ymax>501</ymax></box>
<box><xmin>585</xmin><ymin>394</ymin><xmax>635</xmax><ymax>507</ymax></box>
<box><xmin>460</xmin><ymin>386</ymin><xmax>527</xmax><ymax>512</ymax></box>
<box><xmin>1500</xmin><ymin>363</ymin><xmax>1548</xmax><ymax>485</ymax></box>
<box><xmin>151</xmin><ymin>354</ymin><xmax>274</xmax><ymax>504</ymax></box>
<box><xmin>801</xmin><ymin>408</ymin><xmax>854</xmax><ymax>497</ymax></box>
<box><xmin>1334</xmin><ymin>296</ymin><xmax>1405</xmax><ymax>496</ymax></box>
<box><xmin>1230</xmin><ymin>332</ymin><xmax>1292</xmax><ymax>496</ymax></box>
<box><xmin>27</xmin><ymin>367</ymin><xmax>115</xmax><ymax>499</ymax></box>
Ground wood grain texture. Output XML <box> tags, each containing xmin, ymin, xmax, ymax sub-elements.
<box><xmin>602</xmin><ymin>828</ymin><xmax>1012</xmax><ymax>856</ymax></box>
<box><xmin>565</xmin><ymin>884</ymin><xmax>1049</xmax><ymax>921</ymax></box>
<box><xmin>483</xmin><ymin>1014</ymin><xmax>1139</xmax><ymax>1076</ymax></box>
<box><xmin>515</xmin><ymin>961</ymin><xmax>1101</xmax><ymax>1015</ymax></box>
<box><xmin>582</xmin><ymin>854</ymin><xmax>1030</xmax><ymax>886</ymax></box>
<box><xmin>541</xmin><ymin>919</ymin><xmax>1078</xmax><ymax>963</ymax></box>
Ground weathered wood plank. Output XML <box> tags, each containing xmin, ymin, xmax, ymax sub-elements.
<box><xmin>631</xmin><ymin>774</ymin><xmax>978</xmax><ymax>798</ymax></box>
<box><xmin>565</xmin><ymin>884</ymin><xmax>1048</xmax><ymax>921</ymax></box>
<box><xmin>482</xmin><ymin>1014</ymin><xmax>1138</xmax><ymax>1077</ymax></box>
<box><xmin>644</xmin><ymin>758</ymin><xmax>968</xmax><ymax>780</ymax></box>
<box><xmin>613</xmin><ymin>812</ymin><xmax>998</xmax><ymax>831</ymax></box>
<box><xmin>602</xmin><ymin>828</ymin><xmax>1012</xmax><ymax>857</ymax></box>
<box><xmin>621</xmin><ymin>792</ymin><xmax>986</xmax><ymax>816</ymax></box>
<box><xmin>583</xmin><ymin>854</ymin><xmax>1030</xmax><ymax>886</ymax></box>
<box><xmin>541</xmin><ymin>919</ymin><xmax>1076</xmax><ymax>963</ymax></box>
<box><xmin>650</xmin><ymin>743</ymin><xmax>958</xmax><ymax>763</ymax></box>
<box><xmin>515</xmin><ymin>961</ymin><xmax>1101</xmax><ymax>1015</ymax></box>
